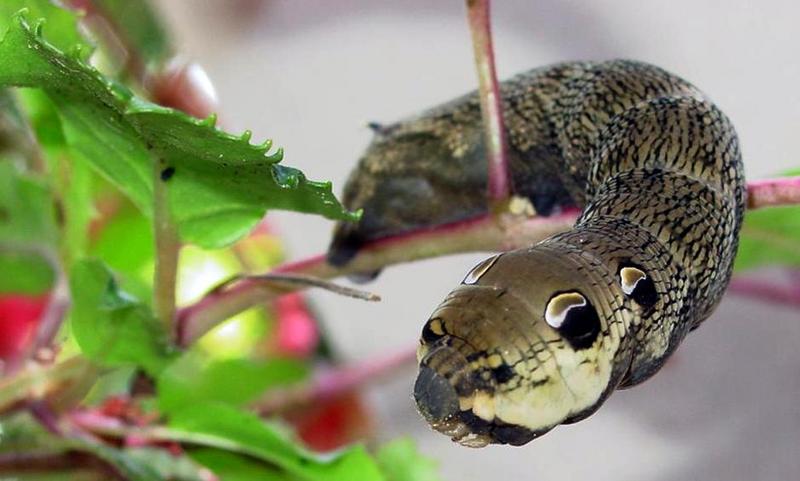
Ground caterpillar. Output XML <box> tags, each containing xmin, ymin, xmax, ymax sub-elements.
<box><xmin>328</xmin><ymin>60</ymin><xmax>745</xmax><ymax>447</ymax></box>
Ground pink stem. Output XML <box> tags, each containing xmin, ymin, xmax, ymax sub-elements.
<box><xmin>175</xmin><ymin>209</ymin><xmax>579</xmax><ymax>345</ymax></box>
<box><xmin>178</xmin><ymin>174</ymin><xmax>800</xmax><ymax>346</ymax></box>
<box><xmin>728</xmin><ymin>276</ymin><xmax>800</xmax><ymax>306</ymax></box>
<box><xmin>465</xmin><ymin>0</ymin><xmax>511</xmax><ymax>204</ymax></box>
<box><xmin>747</xmin><ymin>175</ymin><xmax>800</xmax><ymax>209</ymax></box>
<box><xmin>256</xmin><ymin>347</ymin><xmax>417</xmax><ymax>414</ymax></box>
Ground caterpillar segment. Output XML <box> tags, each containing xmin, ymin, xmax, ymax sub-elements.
<box><xmin>329</xmin><ymin>60</ymin><xmax>745</xmax><ymax>446</ymax></box>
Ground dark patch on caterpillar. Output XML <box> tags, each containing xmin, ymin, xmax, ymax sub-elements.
<box><xmin>421</xmin><ymin>318</ymin><xmax>445</xmax><ymax>344</ymax></box>
<box><xmin>457</xmin><ymin>409</ymin><xmax>546</xmax><ymax>446</ymax></box>
<box><xmin>491</xmin><ymin>363</ymin><xmax>516</xmax><ymax>384</ymax></box>
<box><xmin>160</xmin><ymin>166</ymin><xmax>175</xmax><ymax>182</ymax></box>
<box><xmin>619</xmin><ymin>262</ymin><xmax>658</xmax><ymax>309</ymax></box>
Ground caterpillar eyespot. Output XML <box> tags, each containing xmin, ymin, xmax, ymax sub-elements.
<box><xmin>329</xmin><ymin>59</ymin><xmax>745</xmax><ymax>446</ymax></box>
<box><xmin>620</xmin><ymin>265</ymin><xmax>658</xmax><ymax>308</ymax></box>
<box><xmin>544</xmin><ymin>292</ymin><xmax>586</xmax><ymax>329</ymax></box>
<box><xmin>544</xmin><ymin>292</ymin><xmax>602</xmax><ymax>350</ymax></box>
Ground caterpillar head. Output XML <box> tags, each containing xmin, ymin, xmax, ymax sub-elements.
<box><xmin>328</xmin><ymin>123</ymin><xmax>488</xmax><ymax>267</ymax></box>
<box><xmin>414</xmin><ymin>248</ymin><xmax>630</xmax><ymax>447</ymax></box>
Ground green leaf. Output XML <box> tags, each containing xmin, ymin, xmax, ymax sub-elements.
<box><xmin>69</xmin><ymin>259</ymin><xmax>173</xmax><ymax>375</ymax></box>
<box><xmin>0</xmin><ymin>11</ymin><xmax>358</xmax><ymax>248</ymax></box>
<box><xmin>17</xmin><ymin>88</ymin><xmax>95</xmax><ymax>264</ymax></box>
<box><xmin>0</xmin><ymin>160</ymin><xmax>57</xmax><ymax>244</ymax></box>
<box><xmin>376</xmin><ymin>438</ymin><xmax>443</xmax><ymax>481</ymax></box>
<box><xmin>0</xmin><ymin>160</ymin><xmax>57</xmax><ymax>293</ymax></box>
<box><xmin>157</xmin><ymin>351</ymin><xmax>309</xmax><ymax>413</ymax></box>
<box><xmin>168</xmin><ymin>403</ymin><xmax>385</xmax><ymax>481</ymax></box>
<box><xmin>735</xmin><ymin>170</ymin><xmax>800</xmax><ymax>271</ymax></box>
<box><xmin>0</xmin><ymin>1</ymin><xmax>92</xmax><ymax>60</ymax></box>
<box><xmin>190</xmin><ymin>448</ymin><xmax>302</xmax><ymax>481</ymax></box>
<box><xmin>0</xmin><ymin>251</ymin><xmax>54</xmax><ymax>293</ymax></box>
<box><xmin>90</xmin><ymin>199</ymin><xmax>153</xmax><ymax>300</ymax></box>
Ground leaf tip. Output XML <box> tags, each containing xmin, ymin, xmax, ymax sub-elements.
<box><xmin>33</xmin><ymin>18</ymin><xmax>46</xmax><ymax>38</ymax></box>
<box><xmin>240</xmin><ymin>130</ymin><xmax>252</xmax><ymax>142</ymax></box>
<box><xmin>258</xmin><ymin>138</ymin><xmax>272</xmax><ymax>151</ymax></box>
<box><xmin>12</xmin><ymin>7</ymin><xmax>30</xmax><ymax>22</ymax></box>
<box><xmin>201</xmin><ymin>113</ymin><xmax>218</xmax><ymax>128</ymax></box>
<box><xmin>68</xmin><ymin>43</ymin><xmax>85</xmax><ymax>60</ymax></box>
<box><xmin>269</xmin><ymin>147</ymin><xmax>284</xmax><ymax>162</ymax></box>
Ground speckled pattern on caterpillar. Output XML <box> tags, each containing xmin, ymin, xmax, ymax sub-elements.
<box><xmin>328</xmin><ymin>60</ymin><xmax>745</xmax><ymax>447</ymax></box>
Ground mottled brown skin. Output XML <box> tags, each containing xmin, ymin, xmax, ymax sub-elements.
<box><xmin>329</xmin><ymin>60</ymin><xmax>745</xmax><ymax>447</ymax></box>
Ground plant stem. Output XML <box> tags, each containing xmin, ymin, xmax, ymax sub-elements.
<box><xmin>465</xmin><ymin>0</ymin><xmax>511</xmax><ymax>206</ymax></box>
<box><xmin>152</xmin><ymin>160</ymin><xmax>179</xmax><ymax>332</ymax></box>
<box><xmin>0</xmin><ymin>356</ymin><xmax>95</xmax><ymax>415</ymax></box>
<box><xmin>728</xmin><ymin>276</ymin><xmax>800</xmax><ymax>306</ymax></box>
<box><xmin>255</xmin><ymin>347</ymin><xmax>417</xmax><ymax>415</ymax></box>
<box><xmin>175</xmin><ymin>209</ymin><xmax>579</xmax><ymax>345</ymax></box>
<box><xmin>747</xmin><ymin>175</ymin><xmax>800</xmax><ymax>209</ymax></box>
<box><xmin>178</xmin><ymin>173</ymin><xmax>800</xmax><ymax>344</ymax></box>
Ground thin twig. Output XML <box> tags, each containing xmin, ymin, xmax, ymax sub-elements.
<box><xmin>0</xmin><ymin>451</ymin><xmax>114</xmax><ymax>479</ymax></box>
<box><xmin>0</xmin><ymin>356</ymin><xmax>96</xmax><ymax>415</ymax></box>
<box><xmin>255</xmin><ymin>347</ymin><xmax>417</xmax><ymax>415</ymax></box>
<box><xmin>728</xmin><ymin>276</ymin><xmax>800</xmax><ymax>306</ymax></box>
<box><xmin>465</xmin><ymin>0</ymin><xmax>511</xmax><ymax>206</ymax></box>
<box><xmin>175</xmin><ymin>209</ymin><xmax>579</xmax><ymax>345</ymax></box>
<box><xmin>178</xmin><ymin>174</ymin><xmax>800</xmax><ymax>345</ymax></box>
<box><xmin>209</xmin><ymin>273</ymin><xmax>380</xmax><ymax>302</ymax></box>
<box><xmin>152</xmin><ymin>161</ymin><xmax>180</xmax><ymax>332</ymax></box>
<box><xmin>747</xmin><ymin>175</ymin><xmax>800</xmax><ymax>209</ymax></box>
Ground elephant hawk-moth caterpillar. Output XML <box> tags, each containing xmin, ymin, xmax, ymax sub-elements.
<box><xmin>328</xmin><ymin>60</ymin><xmax>745</xmax><ymax>447</ymax></box>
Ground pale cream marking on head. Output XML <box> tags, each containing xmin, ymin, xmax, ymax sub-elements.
<box><xmin>462</xmin><ymin>254</ymin><xmax>501</xmax><ymax>285</ymax></box>
<box><xmin>619</xmin><ymin>266</ymin><xmax>647</xmax><ymax>295</ymax></box>
<box><xmin>544</xmin><ymin>292</ymin><xmax>586</xmax><ymax>329</ymax></box>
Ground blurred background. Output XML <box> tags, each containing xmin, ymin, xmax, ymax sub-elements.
<box><xmin>155</xmin><ymin>2</ymin><xmax>799</xmax><ymax>480</ymax></box>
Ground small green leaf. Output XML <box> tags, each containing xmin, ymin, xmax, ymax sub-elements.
<box><xmin>157</xmin><ymin>351</ymin><xmax>309</xmax><ymax>413</ymax></box>
<box><xmin>376</xmin><ymin>438</ymin><xmax>443</xmax><ymax>481</ymax></box>
<box><xmin>0</xmin><ymin>251</ymin><xmax>54</xmax><ymax>294</ymax></box>
<box><xmin>190</xmin><ymin>448</ymin><xmax>302</xmax><ymax>481</ymax></box>
<box><xmin>0</xmin><ymin>1</ymin><xmax>92</xmax><ymax>60</ymax></box>
<box><xmin>0</xmin><ymin>160</ymin><xmax>57</xmax><ymax>244</ymax></box>
<box><xmin>168</xmin><ymin>403</ymin><xmax>385</xmax><ymax>481</ymax></box>
<box><xmin>735</xmin><ymin>170</ymin><xmax>800</xmax><ymax>272</ymax></box>
<box><xmin>90</xmin><ymin>199</ymin><xmax>153</xmax><ymax>300</ymax></box>
<box><xmin>0</xmin><ymin>10</ymin><xmax>358</xmax><ymax>248</ymax></box>
<box><xmin>69</xmin><ymin>259</ymin><xmax>173</xmax><ymax>375</ymax></box>
<box><xmin>0</xmin><ymin>160</ymin><xmax>57</xmax><ymax>293</ymax></box>
<box><xmin>18</xmin><ymin>88</ymin><xmax>95</xmax><ymax>264</ymax></box>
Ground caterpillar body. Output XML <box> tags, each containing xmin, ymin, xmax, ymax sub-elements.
<box><xmin>328</xmin><ymin>60</ymin><xmax>745</xmax><ymax>447</ymax></box>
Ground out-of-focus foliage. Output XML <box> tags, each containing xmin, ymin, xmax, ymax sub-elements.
<box><xmin>0</xmin><ymin>7</ymin><xmax>358</xmax><ymax>249</ymax></box>
<box><xmin>0</xmin><ymin>2</ymin><xmax>436</xmax><ymax>481</ymax></box>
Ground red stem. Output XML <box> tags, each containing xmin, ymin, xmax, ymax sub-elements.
<box><xmin>466</xmin><ymin>0</ymin><xmax>511</xmax><ymax>204</ymax></box>
<box><xmin>747</xmin><ymin>175</ymin><xmax>800</xmax><ymax>209</ymax></box>
<box><xmin>256</xmin><ymin>347</ymin><xmax>417</xmax><ymax>414</ymax></box>
<box><xmin>175</xmin><ymin>210</ymin><xmax>579</xmax><ymax>345</ymax></box>
<box><xmin>728</xmin><ymin>276</ymin><xmax>800</xmax><ymax>306</ymax></box>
